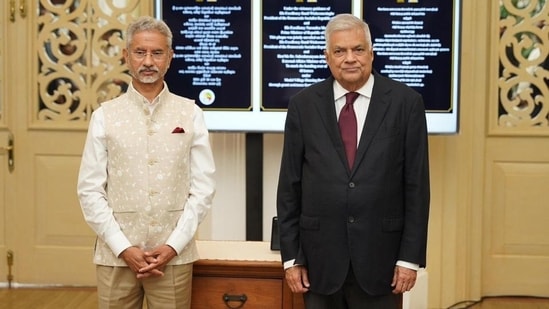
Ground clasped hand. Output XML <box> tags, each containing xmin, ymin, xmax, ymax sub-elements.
<box><xmin>120</xmin><ymin>245</ymin><xmax>177</xmax><ymax>279</ymax></box>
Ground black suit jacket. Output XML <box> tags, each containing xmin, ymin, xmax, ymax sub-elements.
<box><xmin>276</xmin><ymin>72</ymin><xmax>430</xmax><ymax>296</ymax></box>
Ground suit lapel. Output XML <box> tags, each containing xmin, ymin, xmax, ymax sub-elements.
<box><xmin>353</xmin><ymin>73</ymin><xmax>392</xmax><ymax>172</ymax></box>
<box><xmin>312</xmin><ymin>77</ymin><xmax>350</xmax><ymax>170</ymax></box>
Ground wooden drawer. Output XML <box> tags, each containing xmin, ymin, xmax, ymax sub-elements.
<box><xmin>191</xmin><ymin>259</ymin><xmax>304</xmax><ymax>309</ymax></box>
<box><xmin>192</xmin><ymin>276</ymin><xmax>282</xmax><ymax>308</ymax></box>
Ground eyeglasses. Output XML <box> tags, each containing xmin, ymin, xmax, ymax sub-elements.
<box><xmin>131</xmin><ymin>50</ymin><xmax>167</xmax><ymax>60</ymax></box>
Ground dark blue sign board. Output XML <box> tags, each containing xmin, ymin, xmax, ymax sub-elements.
<box><xmin>161</xmin><ymin>1</ymin><xmax>252</xmax><ymax>111</ymax></box>
<box><xmin>363</xmin><ymin>0</ymin><xmax>460</xmax><ymax>119</ymax></box>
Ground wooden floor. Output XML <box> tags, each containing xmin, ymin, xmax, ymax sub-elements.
<box><xmin>0</xmin><ymin>287</ymin><xmax>548</xmax><ymax>308</ymax></box>
<box><xmin>0</xmin><ymin>287</ymin><xmax>98</xmax><ymax>309</ymax></box>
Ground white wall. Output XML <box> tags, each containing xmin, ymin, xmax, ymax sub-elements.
<box><xmin>197</xmin><ymin>132</ymin><xmax>284</xmax><ymax>242</ymax></box>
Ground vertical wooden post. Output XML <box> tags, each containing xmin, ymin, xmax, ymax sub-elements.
<box><xmin>245</xmin><ymin>133</ymin><xmax>263</xmax><ymax>240</ymax></box>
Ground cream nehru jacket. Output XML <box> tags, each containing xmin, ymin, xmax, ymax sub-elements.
<box><xmin>95</xmin><ymin>88</ymin><xmax>199</xmax><ymax>266</ymax></box>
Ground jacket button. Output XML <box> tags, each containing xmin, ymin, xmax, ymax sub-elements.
<box><xmin>348</xmin><ymin>216</ymin><xmax>355</xmax><ymax>223</ymax></box>
<box><xmin>348</xmin><ymin>182</ymin><xmax>355</xmax><ymax>188</ymax></box>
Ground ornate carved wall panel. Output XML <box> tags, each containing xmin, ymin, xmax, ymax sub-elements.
<box><xmin>496</xmin><ymin>0</ymin><xmax>548</xmax><ymax>134</ymax></box>
<box><xmin>483</xmin><ymin>0</ymin><xmax>549</xmax><ymax>298</ymax></box>
<box><xmin>36</xmin><ymin>0</ymin><xmax>141</xmax><ymax>126</ymax></box>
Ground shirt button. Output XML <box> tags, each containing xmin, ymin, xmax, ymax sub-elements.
<box><xmin>349</xmin><ymin>182</ymin><xmax>355</xmax><ymax>188</ymax></box>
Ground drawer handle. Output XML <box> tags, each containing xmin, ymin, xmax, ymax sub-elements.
<box><xmin>222</xmin><ymin>293</ymin><xmax>248</xmax><ymax>308</ymax></box>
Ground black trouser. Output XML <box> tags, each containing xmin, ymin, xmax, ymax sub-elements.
<box><xmin>303</xmin><ymin>265</ymin><xmax>400</xmax><ymax>309</ymax></box>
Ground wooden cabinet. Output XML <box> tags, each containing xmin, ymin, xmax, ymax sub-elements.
<box><xmin>191</xmin><ymin>259</ymin><xmax>303</xmax><ymax>309</ymax></box>
<box><xmin>191</xmin><ymin>241</ymin><xmax>304</xmax><ymax>309</ymax></box>
<box><xmin>191</xmin><ymin>241</ymin><xmax>407</xmax><ymax>309</ymax></box>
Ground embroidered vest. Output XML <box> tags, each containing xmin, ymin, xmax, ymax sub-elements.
<box><xmin>94</xmin><ymin>90</ymin><xmax>199</xmax><ymax>266</ymax></box>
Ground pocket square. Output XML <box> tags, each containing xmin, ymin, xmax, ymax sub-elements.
<box><xmin>172</xmin><ymin>127</ymin><xmax>185</xmax><ymax>133</ymax></box>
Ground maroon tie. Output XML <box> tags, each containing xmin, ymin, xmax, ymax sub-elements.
<box><xmin>339</xmin><ymin>92</ymin><xmax>359</xmax><ymax>169</ymax></box>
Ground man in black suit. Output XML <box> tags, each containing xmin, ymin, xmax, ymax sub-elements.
<box><xmin>276</xmin><ymin>14</ymin><xmax>430</xmax><ymax>309</ymax></box>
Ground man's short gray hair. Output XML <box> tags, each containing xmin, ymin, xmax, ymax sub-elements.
<box><xmin>126</xmin><ymin>16</ymin><xmax>173</xmax><ymax>49</ymax></box>
<box><xmin>324</xmin><ymin>14</ymin><xmax>372</xmax><ymax>50</ymax></box>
